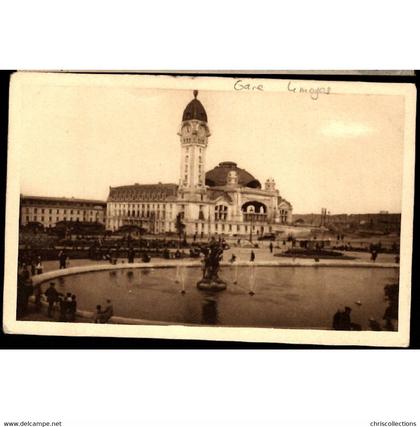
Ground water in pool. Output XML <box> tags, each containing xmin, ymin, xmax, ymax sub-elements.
<box><xmin>47</xmin><ymin>266</ymin><xmax>399</xmax><ymax>329</ymax></box>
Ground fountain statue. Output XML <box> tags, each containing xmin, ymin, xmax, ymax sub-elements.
<box><xmin>197</xmin><ymin>239</ymin><xmax>227</xmax><ymax>291</ymax></box>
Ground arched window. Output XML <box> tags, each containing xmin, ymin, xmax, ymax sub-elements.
<box><xmin>242</xmin><ymin>201</ymin><xmax>267</xmax><ymax>223</ymax></box>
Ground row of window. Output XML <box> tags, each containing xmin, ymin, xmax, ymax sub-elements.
<box><xmin>109</xmin><ymin>203</ymin><xmax>173</xmax><ymax>211</ymax></box>
<box><xmin>116</xmin><ymin>210</ymin><xmax>168</xmax><ymax>220</ymax></box>
<box><xmin>25</xmin><ymin>215</ymin><xmax>99</xmax><ymax>223</ymax></box>
<box><xmin>24</xmin><ymin>207</ymin><xmax>102</xmax><ymax>215</ymax></box>
<box><xmin>109</xmin><ymin>204</ymin><xmax>279</xmax><ymax>222</ymax></box>
<box><xmin>184</xmin><ymin>146</ymin><xmax>203</xmax><ymax>153</ymax></box>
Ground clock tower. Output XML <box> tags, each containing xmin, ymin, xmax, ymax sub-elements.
<box><xmin>178</xmin><ymin>90</ymin><xmax>210</xmax><ymax>195</ymax></box>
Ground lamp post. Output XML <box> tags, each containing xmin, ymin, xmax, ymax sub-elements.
<box><xmin>249</xmin><ymin>214</ymin><xmax>254</xmax><ymax>244</ymax></box>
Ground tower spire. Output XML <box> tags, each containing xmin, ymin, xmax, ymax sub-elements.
<box><xmin>179</xmin><ymin>91</ymin><xmax>209</xmax><ymax>192</ymax></box>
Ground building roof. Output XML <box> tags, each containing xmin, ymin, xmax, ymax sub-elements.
<box><xmin>182</xmin><ymin>90</ymin><xmax>207</xmax><ymax>122</ymax></box>
<box><xmin>108</xmin><ymin>183</ymin><xmax>178</xmax><ymax>202</ymax></box>
<box><xmin>278</xmin><ymin>196</ymin><xmax>292</xmax><ymax>208</ymax></box>
<box><xmin>20</xmin><ymin>194</ymin><xmax>106</xmax><ymax>206</ymax></box>
<box><xmin>206</xmin><ymin>189</ymin><xmax>233</xmax><ymax>203</ymax></box>
<box><xmin>205</xmin><ymin>161</ymin><xmax>261</xmax><ymax>189</ymax></box>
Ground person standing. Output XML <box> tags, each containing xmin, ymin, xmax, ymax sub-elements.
<box><xmin>58</xmin><ymin>295</ymin><xmax>68</xmax><ymax>322</ymax></box>
<box><xmin>93</xmin><ymin>305</ymin><xmax>103</xmax><ymax>323</ymax></box>
<box><xmin>128</xmin><ymin>248</ymin><xmax>134</xmax><ymax>264</ymax></box>
<box><xmin>45</xmin><ymin>282</ymin><xmax>59</xmax><ymax>318</ymax></box>
<box><xmin>250</xmin><ymin>250</ymin><xmax>255</xmax><ymax>262</ymax></box>
<box><xmin>35</xmin><ymin>256</ymin><xmax>43</xmax><ymax>275</ymax></box>
<box><xmin>58</xmin><ymin>250</ymin><xmax>67</xmax><ymax>269</ymax></box>
<box><xmin>34</xmin><ymin>283</ymin><xmax>42</xmax><ymax>312</ymax></box>
<box><xmin>30</xmin><ymin>259</ymin><xmax>36</xmax><ymax>276</ymax></box>
<box><xmin>20</xmin><ymin>263</ymin><xmax>30</xmax><ymax>283</ymax></box>
<box><xmin>371</xmin><ymin>250</ymin><xmax>378</xmax><ymax>262</ymax></box>
<box><xmin>332</xmin><ymin>306</ymin><xmax>352</xmax><ymax>330</ymax></box>
<box><xmin>102</xmin><ymin>299</ymin><xmax>114</xmax><ymax>323</ymax></box>
<box><xmin>68</xmin><ymin>295</ymin><xmax>77</xmax><ymax>322</ymax></box>
<box><xmin>269</xmin><ymin>242</ymin><xmax>273</xmax><ymax>253</ymax></box>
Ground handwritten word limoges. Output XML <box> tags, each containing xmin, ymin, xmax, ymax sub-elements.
<box><xmin>287</xmin><ymin>81</ymin><xmax>331</xmax><ymax>100</ymax></box>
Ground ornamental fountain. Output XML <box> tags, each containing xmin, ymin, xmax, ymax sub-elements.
<box><xmin>196</xmin><ymin>239</ymin><xmax>227</xmax><ymax>291</ymax></box>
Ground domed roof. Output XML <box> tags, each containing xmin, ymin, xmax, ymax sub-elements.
<box><xmin>205</xmin><ymin>161</ymin><xmax>261</xmax><ymax>188</ymax></box>
<box><xmin>182</xmin><ymin>90</ymin><xmax>207</xmax><ymax>122</ymax></box>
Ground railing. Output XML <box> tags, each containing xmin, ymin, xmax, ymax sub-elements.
<box><xmin>243</xmin><ymin>213</ymin><xmax>267</xmax><ymax>223</ymax></box>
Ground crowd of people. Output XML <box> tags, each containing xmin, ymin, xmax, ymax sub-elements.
<box><xmin>45</xmin><ymin>283</ymin><xmax>77</xmax><ymax>321</ymax></box>
<box><xmin>17</xmin><ymin>250</ymin><xmax>116</xmax><ymax>324</ymax></box>
<box><xmin>19</xmin><ymin>278</ymin><xmax>115</xmax><ymax>324</ymax></box>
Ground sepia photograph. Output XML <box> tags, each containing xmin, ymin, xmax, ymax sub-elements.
<box><xmin>3</xmin><ymin>72</ymin><xmax>416</xmax><ymax>346</ymax></box>
<box><xmin>2</xmin><ymin>2</ymin><xmax>420</xmax><ymax>427</ymax></box>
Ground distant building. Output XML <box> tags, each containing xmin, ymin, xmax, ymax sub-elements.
<box><xmin>293</xmin><ymin>212</ymin><xmax>400</xmax><ymax>233</ymax></box>
<box><xmin>106</xmin><ymin>90</ymin><xmax>293</xmax><ymax>237</ymax></box>
<box><xmin>20</xmin><ymin>195</ymin><xmax>106</xmax><ymax>228</ymax></box>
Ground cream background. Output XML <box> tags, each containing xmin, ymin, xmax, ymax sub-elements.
<box><xmin>3</xmin><ymin>73</ymin><xmax>416</xmax><ymax>346</ymax></box>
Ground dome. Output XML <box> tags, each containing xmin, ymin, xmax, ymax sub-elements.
<box><xmin>205</xmin><ymin>161</ymin><xmax>261</xmax><ymax>188</ymax></box>
<box><xmin>182</xmin><ymin>90</ymin><xmax>207</xmax><ymax>122</ymax></box>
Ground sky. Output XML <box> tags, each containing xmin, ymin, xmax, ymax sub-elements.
<box><xmin>13</xmin><ymin>74</ymin><xmax>406</xmax><ymax>214</ymax></box>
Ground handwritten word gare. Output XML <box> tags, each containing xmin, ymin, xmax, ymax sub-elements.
<box><xmin>287</xmin><ymin>81</ymin><xmax>331</xmax><ymax>100</ymax></box>
<box><xmin>234</xmin><ymin>80</ymin><xmax>264</xmax><ymax>91</ymax></box>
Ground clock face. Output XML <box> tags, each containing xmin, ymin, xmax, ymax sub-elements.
<box><xmin>198</xmin><ymin>125</ymin><xmax>206</xmax><ymax>137</ymax></box>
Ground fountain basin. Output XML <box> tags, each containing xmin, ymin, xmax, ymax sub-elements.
<box><xmin>31</xmin><ymin>262</ymin><xmax>399</xmax><ymax>330</ymax></box>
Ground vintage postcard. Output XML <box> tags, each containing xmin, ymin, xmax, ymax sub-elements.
<box><xmin>3</xmin><ymin>72</ymin><xmax>416</xmax><ymax>346</ymax></box>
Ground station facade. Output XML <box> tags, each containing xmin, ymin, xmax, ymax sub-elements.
<box><xmin>106</xmin><ymin>91</ymin><xmax>293</xmax><ymax>238</ymax></box>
